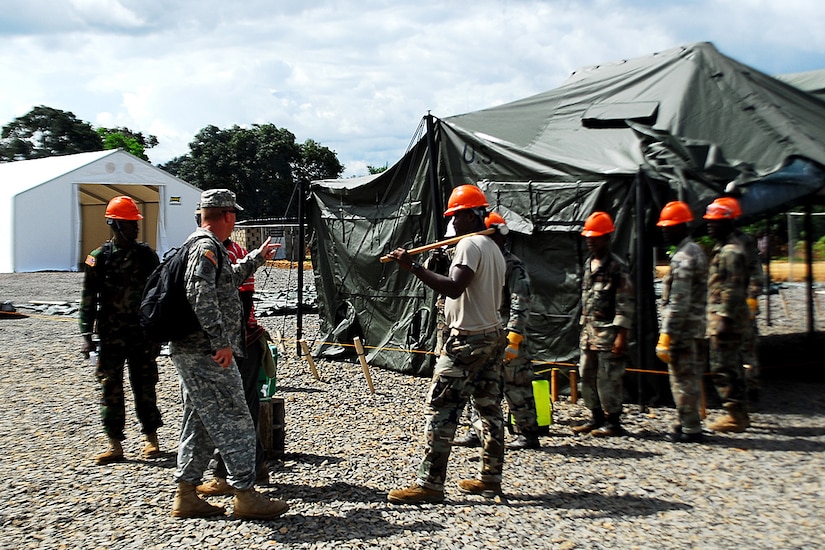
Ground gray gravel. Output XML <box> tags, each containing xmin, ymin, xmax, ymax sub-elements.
<box><xmin>0</xmin><ymin>270</ymin><xmax>823</xmax><ymax>549</ymax></box>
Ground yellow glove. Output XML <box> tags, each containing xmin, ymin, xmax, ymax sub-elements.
<box><xmin>504</xmin><ymin>332</ymin><xmax>523</xmax><ymax>362</ymax></box>
<box><xmin>656</xmin><ymin>333</ymin><xmax>671</xmax><ymax>364</ymax></box>
<box><xmin>747</xmin><ymin>297</ymin><xmax>759</xmax><ymax>319</ymax></box>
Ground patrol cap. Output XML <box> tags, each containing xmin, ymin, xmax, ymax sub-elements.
<box><xmin>200</xmin><ymin>188</ymin><xmax>244</xmax><ymax>211</ymax></box>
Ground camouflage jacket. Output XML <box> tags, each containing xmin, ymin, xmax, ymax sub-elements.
<box><xmin>169</xmin><ymin>229</ymin><xmax>265</xmax><ymax>357</ymax></box>
<box><xmin>706</xmin><ymin>233</ymin><xmax>750</xmax><ymax>336</ymax></box>
<box><xmin>579</xmin><ymin>252</ymin><xmax>634</xmax><ymax>351</ymax></box>
<box><xmin>733</xmin><ymin>229</ymin><xmax>764</xmax><ymax>300</ymax></box>
<box><xmin>660</xmin><ymin>237</ymin><xmax>708</xmax><ymax>346</ymax></box>
<box><xmin>499</xmin><ymin>250</ymin><xmax>532</xmax><ymax>336</ymax></box>
<box><xmin>79</xmin><ymin>241</ymin><xmax>159</xmax><ymax>342</ymax></box>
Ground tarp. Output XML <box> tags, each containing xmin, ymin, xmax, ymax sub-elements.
<box><xmin>309</xmin><ymin>42</ymin><xmax>825</xmax><ymax>376</ymax></box>
<box><xmin>0</xmin><ymin>149</ymin><xmax>203</xmax><ymax>272</ymax></box>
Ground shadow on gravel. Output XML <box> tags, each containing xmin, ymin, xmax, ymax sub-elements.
<box><xmin>702</xmin><ymin>435</ymin><xmax>825</xmax><ymax>452</ymax></box>
<box><xmin>538</xmin><ymin>444</ymin><xmax>661</xmax><ymax>460</ymax></box>
<box><xmin>503</xmin><ymin>490</ymin><xmax>691</xmax><ymax>516</ymax></box>
<box><xmin>275</xmin><ymin>385</ymin><xmax>325</xmax><ymax>394</ymax></box>
<box><xmin>258</xmin><ymin>507</ymin><xmax>444</xmax><ymax>545</ymax></box>
<box><xmin>278</xmin><ymin>452</ymin><xmax>344</xmax><ymax>467</ymax></box>
<box><xmin>269</xmin><ymin>480</ymin><xmax>387</xmax><ymax>504</ymax></box>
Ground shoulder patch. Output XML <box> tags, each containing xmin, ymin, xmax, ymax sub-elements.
<box><xmin>203</xmin><ymin>249</ymin><xmax>218</xmax><ymax>267</ymax></box>
<box><xmin>85</xmin><ymin>255</ymin><xmax>96</xmax><ymax>267</ymax></box>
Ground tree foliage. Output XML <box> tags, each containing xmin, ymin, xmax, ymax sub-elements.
<box><xmin>0</xmin><ymin>105</ymin><xmax>102</xmax><ymax>162</ymax></box>
<box><xmin>160</xmin><ymin>124</ymin><xmax>344</xmax><ymax>219</ymax></box>
<box><xmin>97</xmin><ymin>127</ymin><xmax>159</xmax><ymax>161</ymax></box>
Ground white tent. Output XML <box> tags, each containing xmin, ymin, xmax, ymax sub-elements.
<box><xmin>0</xmin><ymin>149</ymin><xmax>202</xmax><ymax>272</ymax></box>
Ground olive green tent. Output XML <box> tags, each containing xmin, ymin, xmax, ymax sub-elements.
<box><xmin>309</xmin><ymin>42</ymin><xmax>825</xmax><ymax>376</ymax></box>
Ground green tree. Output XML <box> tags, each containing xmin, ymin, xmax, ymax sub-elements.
<box><xmin>367</xmin><ymin>163</ymin><xmax>388</xmax><ymax>174</ymax></box>
<box><xmin>160</xmin><ymin>124</ymin><xmax>343</xmax><ymax>219</ymax></box>
<box><xmin>0</xmin><ymin>105</ymin><xmax>102</xmax><ymax>161</ymax></box>
<box><xmin>97</xmin><ymin>127</ymin><xmax>158</xmax><ymax>161</ymax></box>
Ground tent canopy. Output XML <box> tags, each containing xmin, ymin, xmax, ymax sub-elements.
<box><xmin>309</xmin><ymin>42</ymin><xmax>825</xmax><ymax>375</ymax></box>
<box><xmin>0</xmin><ymin>149</ymin><xmax>202</xmax><ymax>272</ymax></box>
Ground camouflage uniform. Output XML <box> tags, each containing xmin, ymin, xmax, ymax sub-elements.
<box><xmin>578</xmin><ymin>253</ymin><xmax>634</xmax><ymax>417</ymax></box>
<box><xmin>80</xmin><ymin>241</ymin><xmax>162</xmax><ymax>442</ymax></box>
<box><xmin>733</xmin><ymin>229</ymin><xmax>764</xmax><ymax>394</ymax></box>
<box><xmin>706</xmin><ymin>233</ymin><xmax>750</xmax><ymax>409</ymax></box>
<box><xmin>660</xmin><ymin>237</ymin><xmax>708</xmax><ymax>434</ymax></box>
<box><xmin>170</xmin><ymin>228</ymin><xmax>266</xmax><ymax>490</ymax></box>
<box><xmin>416</xmin><ymin>235</ymin><xmax>507</xmax><ymax>491</ymax></box>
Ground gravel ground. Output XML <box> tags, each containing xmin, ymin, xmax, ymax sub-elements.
<box><xmin>0</xmin><ymin>270</ymin><xmax>823</xmax><ymax>550</ymax></box>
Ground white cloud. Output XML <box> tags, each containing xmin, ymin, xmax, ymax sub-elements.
<box><xmin>1</xmin><ymin>0</ymin><xmax>824</xmax><ymax>177</ymax></box>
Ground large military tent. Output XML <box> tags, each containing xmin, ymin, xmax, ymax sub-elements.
<box><xmin>0</xmin><ymin>149</ymin><xmax>202</xmax><ymax>272</ymax></box>
<box><xmin>309</xmin><ymin>42</ymin><xmax>825</xmax><ymax>376</ymax></box>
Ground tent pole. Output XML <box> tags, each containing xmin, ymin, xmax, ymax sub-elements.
<box><xmin>804</xmin><ymin>203</ymin><xmax>815</xmax><ymax>334</ymax></box>
<box><xmin>425</xmin><ymin>112</ymin><xmax>444</xmax><ymax>240</ymax></box>
<box><xmin>296</xmin><ymin>178</ymin><xmax>305</xmax><ymax>356</ymax></box>
<box><xmin>635</xmin><ymin>171</ymin><xmax>648</xmax><ymax>413</ymax></box>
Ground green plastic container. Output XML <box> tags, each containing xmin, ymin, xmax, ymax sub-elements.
<box><xmin>258</xmin><ymin>344</ymin><xmax>278</xmax><ymax>400</ymax></box>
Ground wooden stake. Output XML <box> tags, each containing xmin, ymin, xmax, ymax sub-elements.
<box><xmin>353</xmin><ymin>337</ymin><xmax>375</xmax><ymax>394</ymax></box>
<box><xmin>569</xmin><ymin>368</ymin><xmax>578</xmax><ymax>404</ymax></box>
<box><xmin>299</xmin><ymin>339</ymin><xmax>321</xmax><ymax>381</ymax></box>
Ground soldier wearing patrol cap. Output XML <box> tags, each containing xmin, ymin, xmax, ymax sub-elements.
<box><xmin>168</xmin><ymin>188</ymin><xmax>287</xmax><ymax>520</ymax></box>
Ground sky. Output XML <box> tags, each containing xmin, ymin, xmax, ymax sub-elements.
<box><xmin>2</xmin><ymin>0</ymin><xmax>825</xmax><ymax>178</ymax></box>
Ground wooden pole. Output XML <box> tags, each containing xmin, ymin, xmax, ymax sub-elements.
<box><xmin>379</xmin><ymin>228</ymin><xmax>495</xmax><ymax>263</ymax></box>
<box><xmin>299</xmin><ymin>339</ymin><xmax>321</xmax><ymax>381</ymax></box>
<box><xmin>569</xmin><ymin>369</ymin><xmax>578</xmax><ymax>404</ymax></box>
<box><xmin>353</xmin><ymin>337</ymin><xmax>375</xmax><ymax>394</ymax></box>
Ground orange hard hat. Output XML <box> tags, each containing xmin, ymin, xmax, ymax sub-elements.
<box><xmin>657</xmin><ymin>201</ymin><xmax>694</xmax><ymax>227</ymax></box>
<box><xmin>105</xmin><ymin>196</ymin><xmax>143</xmax><ymax>220</ymax></box>
<box><xmin>703</xmin><ymin>198</ymin><xmax>737</xmax><ymax>220</ymax></box>
<box><xmin>714</xmin><ymin>196</ymin><xmax>742</xmax><ymax>219</ymax></box>
<box><xmin>581</xmin><ymin>211</ymin><xmax>615</xmax><ymax>237</ymax></box>
<box><xmin>443</xmin><ymin>185</ymin><xmax>489</xmax><ymax>217</ymax></box>
<box><xmin>485</xmin><ymin>211</ymin><xmax>506</xmax><ymax>228</ymax></box>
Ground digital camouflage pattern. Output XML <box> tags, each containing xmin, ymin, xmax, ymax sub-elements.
<box><xmin>660</xmin><ymin>237</ymin><xmax>708</xmax><ymax>434</ymax></box>
<box><xmin>706</xmin><ymin>233</ymin><xmax>749</xmax><ymax>407</ymax></box>
<box><xmin>578</xmin><ymin>253</ymin><xmax>634</xmax><ymax>415</ymax></box>
<box><xmin>169</xmin><ymin>228</ymin><xmax>267</xmax><ymax>490</ymax></box>
<box><xmin>417</xmin><ymin>330</ymin><xmax>507</xmax><ymax>491</ymax></box>
<box><xmin>80</xmin><ymin>241</ymin><xmax>162</xmax><ymax>441</ymax></box>
<box><xmin>499</xmin><ymin>251</ymin><xmax>539</xmax><ymax>434</ymax></box>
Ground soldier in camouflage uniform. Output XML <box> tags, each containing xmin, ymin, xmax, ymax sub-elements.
<box><xmin>717</xmin><ymin>196</ymin><xmax>765</xmax><ymax>405</ymax></box>
<box><xmin>386</xmin><ymin>185</ymin><xmax>507</xmax><ymax>504</ymax></box>
<box><xmin>655</xmin><ymin>202</ymin><xmax>708</xmax><ymax>443</ymax></box>
<box><xmin>573</xmin><ymin>212</ymin><xmax>635</xmax><ymax>437</ymax></box>
<box><xmin>79</xmin><ymin>196</ymin><xmax>162</xmax><ymax>465</ymax></box>
<box><xmin>453</xmin><ymin>212</ymin><xmax>543</xmax><ymax>450</ymax></box>
<box><xmin>169</xmin><ymin>189</ymin><xmax>287</xmax><ymax>520</ymax></box>
<box><xmin>703</xmin><ymin>198</ymin><xmax>751</xmax><ymax>432</ymax></box>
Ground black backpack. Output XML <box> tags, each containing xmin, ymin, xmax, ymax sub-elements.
<box><xmin>139</xmin><ymin>235</ymin><xmax>223</xmax><ymax>343</ymax></box>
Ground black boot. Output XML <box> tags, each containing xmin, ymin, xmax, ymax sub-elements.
<box><xmin>591</xmin><ymin>412</ymin><xmax>624</xmax><ymax>437</ymax></box>
<box><xmin>506</xmin><ymin>432</ymin><xmax>540</xmax><ymax>450</ymax></box>
<box><xmin>452</xmin><ymin>430</ymin><xmax>481</xmax><ymax>448</ymax></box>
<box><xmin>571</xmin><ymin>409</ymin><xmax>604</xmax><ymax>434</ymax></box>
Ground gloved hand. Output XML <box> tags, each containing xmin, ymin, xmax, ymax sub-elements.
<box><xmin>504</xmin><ymin>331</ymin><xmax>523</xmax><ymax>362</ymax></box>
<box><xmin>747</xmin><ymin>297</ymin><xmax>759</xmax><ymax>319</ymax></box>
<box><xmin>656</xmin><ymin>333</ymin><xmax>671</xmax><ymax>364</ymax></box>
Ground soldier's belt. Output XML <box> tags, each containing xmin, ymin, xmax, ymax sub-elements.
<box><xmin>450</xmin><ymin>327</ymin><xmax>503</xmax><ymax>337</ymax></box>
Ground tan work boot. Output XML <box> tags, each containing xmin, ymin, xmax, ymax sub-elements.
<box><xmin>196</xmin><ymin>477</ymin><xmax>232</xmax><ymax>496</ymax></box>
<box><xmin>387</xmin><ymin>484</ymin><xmax>445</xmax><ymax>504</ymax></box>
<box><xmin>708</xmin><ymin>408</ymin><xmax>750</xmax><ymax>433</ymax></box>
<box><xmin>143</xmin><ymin>433</ymin><xmax>161</xmax><ymax>459</ymax></box>
<box><xmin>232</xmin><ymin>488</ymin><xmax>289</xmax><ymax>520</ymax></box>
<box><xmin>95</xmin><ymin>438</ymin><xmax>124</xmax><ymax>465</ymax></box>
<box><xmin>171</xmin><ymin>482</ymin><xmax>226</xmax><ymax>519</ymax></box>
<box><xmin>457</xmin><ymin>479</ymin><xmax>502</xmax><ymax>497</ymax></box>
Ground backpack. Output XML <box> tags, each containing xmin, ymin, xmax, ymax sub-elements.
<box><xmin>139</xmin><ymin>235</ymin><xmax>223</xmax><ymax>343</ymax></box>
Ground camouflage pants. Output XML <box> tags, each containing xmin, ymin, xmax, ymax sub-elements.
<box><xmin>417</xmin><ymin>330</ymin><xmax>507</xmax><ymax>491</ymax></box>
<box><xmin>741</xmin><ymin>316</ymin><xmax>760</xmax><ymax>392</ymax></box>
<box><xmin>578</xmin><ymin>348</ymin><xmax>626</xmax><ymax>415</ymax></box>
<box><xmin>95</xmin><ymin>341</ymin><xmax>162</xmax><ymax>441</ymax></box>
<box><xmin>212</xmin><ymin>335</ymin><xmax>266</xmax><ymax>478</ymax></box>
<box><xmin>668</xmin><ymin>340</ymin><xmax>705</xmax><ymax>434</ymax></box>
<box><xmin>709</xmin><ymin>333</ymin><xmax>746</xmax><ymax>407</ymax></box>
<box><xmin>464</xmin><ymin>354</ymin><xmax>539</xmax><ymax>436</ymax></box>
<box><xmin>171</xmin><ymin>352</ymin><xmax>256</xmax><ymax>490</ymax></box>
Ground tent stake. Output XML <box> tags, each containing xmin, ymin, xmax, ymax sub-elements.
<box><xmin>353</xmin><ymin>337</ymin><xmax>375</xmax><ymax>394</ymax></box>
<box><xmin>299</xmin><ymin>339</ymin><xmax>320</xmax><ymax>381</ymax></box>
